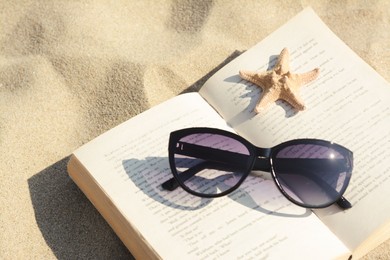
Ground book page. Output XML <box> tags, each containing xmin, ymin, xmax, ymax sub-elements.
<box><xmin>200</xmin><ymin>7</ymin><xmax>390</xmax><ymax>252</ymax></box>
<box><xmin>73</xmin><ymin>93</ymin><xmax>349</xmax><ymax>259</ymax></box>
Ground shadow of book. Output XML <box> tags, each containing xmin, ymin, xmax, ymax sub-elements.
<box><xmin>28</xmin><ymin>157</ymin><xmax>134</xmax><ymax>260</ymax></box>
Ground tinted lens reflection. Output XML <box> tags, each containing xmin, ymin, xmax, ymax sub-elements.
<box><xmin>173</xmin><ymin>133</ymin><xmax>251</xmax><ymax>196</ymax></box>
<box><xmin>273</xmin><ymin>143</ymin><xmax>352</xmax><ymax>207</ymax></box>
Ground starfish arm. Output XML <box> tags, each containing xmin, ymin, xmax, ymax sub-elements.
<box><xmin>239</xmin><ymin>70</ymin><xmax>271</xmax><ymax>90</ymax></box>
<box><xmin>274</xmin><ymin>48</ymin><xmax>290</xmax><ymax>75</ymax></box>
<box><xmin>254</xmin><ymin>89</ymin><xmax>281</xmax><ymax>113</ymax></box>
<box><xmin>298</xmin><ymin>68</ymin><xmax>320</xmax><ymax>85</ymax></box>
<box><xmin>239</xmin><ymin>70</ymin><xmax>258</xmax><ymax>84</ymax></box>
<box><xmin>279</xmin><ymin>87</ymin><xmax>306</xmax><ymax>111</ymax></box>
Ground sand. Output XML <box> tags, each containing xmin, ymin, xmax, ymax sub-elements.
<box><xmin>1</xmin><ymin>1</ymin><xmax>389</xmax><ymax>259</ymax></box>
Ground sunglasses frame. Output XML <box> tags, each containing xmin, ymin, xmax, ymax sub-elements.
<box><xmin>164</xmin><ymin>127</ymin><xmax>353</xmax><ymax>209</ymax></box>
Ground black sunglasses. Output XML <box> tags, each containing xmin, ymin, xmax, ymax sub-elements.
<box><xmin>162</xmin><ymin>127</ymin><xmax>353</xmax><ymax>209</ymax></box>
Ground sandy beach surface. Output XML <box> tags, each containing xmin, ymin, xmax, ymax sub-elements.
<box><xmin>1</xmin><ymin>1</ymin><xmax>389</xmax><ymax>259</ymax></box>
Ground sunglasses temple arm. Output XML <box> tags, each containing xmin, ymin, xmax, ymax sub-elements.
<box><xmin>161</xmin><ymin>178</ymin><xmax>179</xmax><ymax>191</ymax></box>
<box><xmin>161</xmin><ymin>160</ymin><xmax>240</xmax><ymax>191</ymax></box>
<box><xmin>336</xmin><ymin>196</ymin><xmax>352</xmax><ymax>209</ymax></box>
<box><xmin>162</xmin><ymin>143</ymin><xmax>249</xmax><ymax>191</ymax></box>
<box><xmin>162</xmin><ymin>161</ymin><xmax>209</xmax><ymax>191</ymax></box>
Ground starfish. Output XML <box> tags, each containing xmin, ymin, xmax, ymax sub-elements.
<box><xmin>239</xmin><ymin>48</ymin><xmax>320</xmax><ymax>113</ymax></box>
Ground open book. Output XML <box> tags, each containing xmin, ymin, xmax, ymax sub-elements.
<box><xmin>68</xmin><ymin>7</ymin><xmax>390</xmax><ymax>259</ymax></box>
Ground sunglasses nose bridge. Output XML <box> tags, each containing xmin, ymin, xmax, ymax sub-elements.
<box><xmin>253</xmin><ymin>147</ymin><xmax>271</xmax><ymax>171</ymax></box>
<box><xmin>255</xmin><ymin>147</ymin><xmax>271</xmax><ymax>157</ymax></box>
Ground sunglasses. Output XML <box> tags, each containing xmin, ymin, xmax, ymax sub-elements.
<box><xmin>162</xmin><ymin>127</ymin><xmax>353</xmax><ymax>209</ymax></box>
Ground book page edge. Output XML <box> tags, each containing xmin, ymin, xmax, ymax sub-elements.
<box><xmin>352</xmin><ymin>220</ymin><xmax>390</xmax><ymax>259</ymax></box>
<box><xmin>67</xmin><ymin>155</ymin><xmax>161</xmax><ymax>260</ymax></box>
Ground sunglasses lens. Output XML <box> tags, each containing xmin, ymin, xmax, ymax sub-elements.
<box><xmin>272</xmin><ymin>143</ymin><xmax>352</xmax><ymax>208</ymax></box>
<box><xmin>173</xmin><ymin>133</ymin><xmax>251</xmax><ymax>196</ymax></box>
